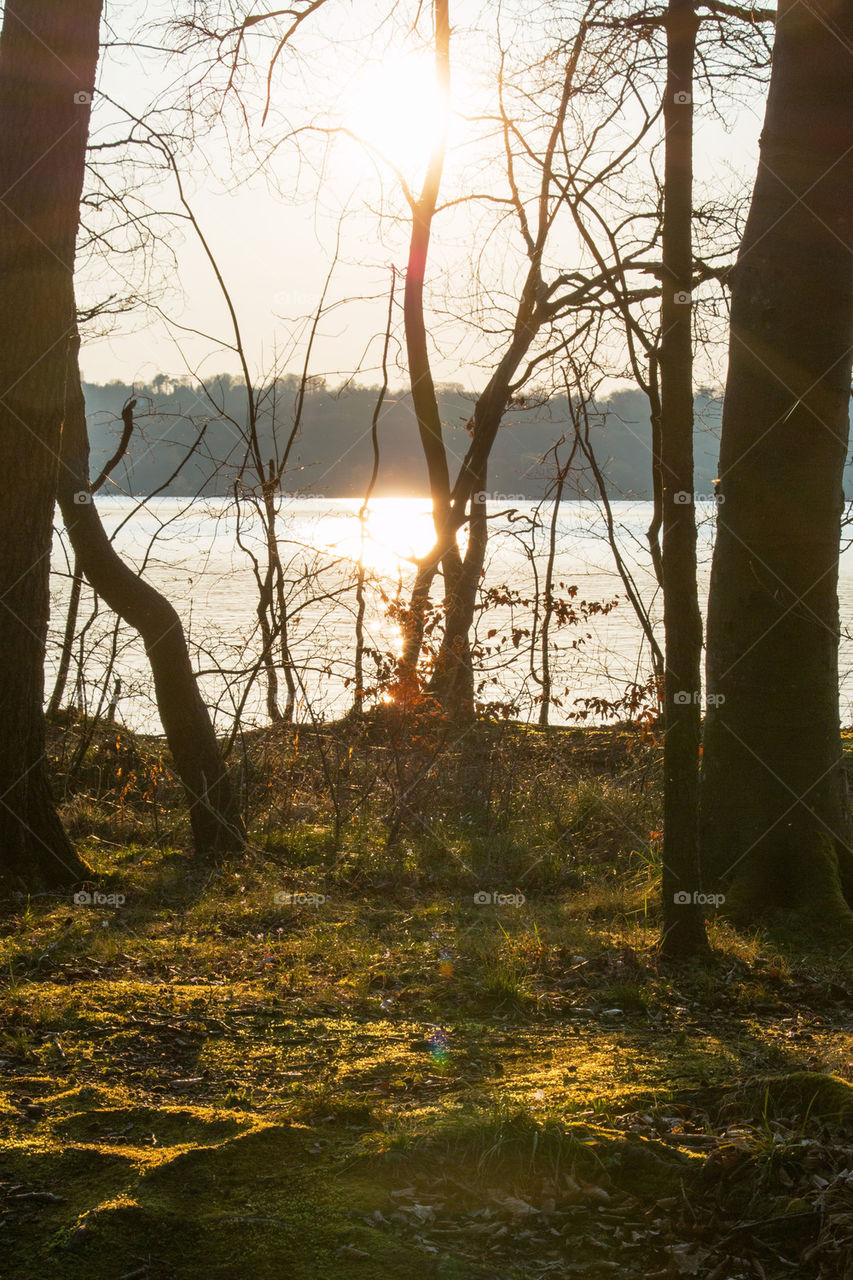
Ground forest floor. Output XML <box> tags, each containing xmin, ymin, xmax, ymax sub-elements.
<box><xmin>0</xmin><ymin>717</ymin><xmax>852</xmax><ymax>1279</ymax></box>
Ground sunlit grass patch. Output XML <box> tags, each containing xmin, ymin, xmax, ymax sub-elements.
<box><xmin>1</xmin><ymin>722</ymin><xmax>851</xmax><ymax>1276</ymax></box>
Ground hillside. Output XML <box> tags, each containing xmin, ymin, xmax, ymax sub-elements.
<box><xmin>83</xmin><ymin>378</ymin><xmax>729</xmax><ymax>501</ymax></box>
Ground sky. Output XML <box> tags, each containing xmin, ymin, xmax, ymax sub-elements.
<box><xmin>77</xmin><ymin>0</ymin><xmax>771</xmax><ymax>394</ymax></box>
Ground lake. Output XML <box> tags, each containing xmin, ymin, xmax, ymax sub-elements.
<box><xmin>47</xmin><ymin>497</ymin><xmax>853</xmax><ymax>733</ymax></box>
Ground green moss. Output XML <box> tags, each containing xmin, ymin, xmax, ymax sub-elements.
<box><xmin>52</xmin><ymin>1105</ymin><xmax>251</xmax><ymax>1149</ymax></box>
<box><xmin>2</xmin><ymin>1122</ymin><xmax>445</xmax><ymax>1279</ymax></box>
<box><xmin>724</xmin><ymin>1072</ymin><xmax>853</xmax><ymax>1127</ymax></box>
<box><xmin>3</xmin><ymin>721</ymin><xmax>853</xmax><ymax>1276</ymax></box>
<box><xmin>723</xmin><ymin>832</ymin><xmax>853</xmax><ymax>934</ymax></box>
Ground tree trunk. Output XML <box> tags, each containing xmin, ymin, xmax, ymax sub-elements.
<box><xmin>47</xmin><ymin>561</ymin><xmax>84</xmax><ymax>719</ymax></box>
<box><xmin>48</xmin><ymin>387</ymin><xmax>138</xmax><ymax>719</ymax></box>
<box><xmin>397</xmin><ymin>0</ymin><xmax>561</xmax><ymax>715</ymax></box>
<box><xmin>354</xmin><ymin>272</ymin><xmax>395</xmax><ymax>712</ymax></box>
<box><xmin>57</xmin><ymin>343</ymin><xmax>245</xmax><ymax>855</ymax></box>
<box><xmin>429</xmin><ymin>467</ymin><xmax>488</xmax><ymax>721</ymax></box>
<box><xmin>0</xmin><ymin>0</ymin><xmax>103</xmax><ymax>892</ymax></box>
<box><xmin>539</xmin><ymin>455</ymin><xmax>571</xmax><ymax>728</ymax></box>
<box><xmin>659</xmin><ymin>0</ymin><xmax>708</xmax><ymax>956</ymax></box>
<box><xmin>646</xmin><ymin>351</ymin><xmax>665</xmax><ymax>588</ymax></box>
<box><xmin>399</xmin><ymin>0</ymin><xmax>460</xmax><ymax>710</ymax></box>
<box><xmin>701</xmin><ymin>0</ymin><xmax>853</xmax><ymax>926</ymax></box>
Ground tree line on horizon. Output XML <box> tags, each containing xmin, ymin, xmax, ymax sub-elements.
<box><xmin>83</xmin><ymin>375</ymin><xmax>731</xmax><ymax>501</ymax></box>
<box><xmin>82</xmin><ymin>374</ymin><xmax>853</xmax><ymax>502</ymax></box>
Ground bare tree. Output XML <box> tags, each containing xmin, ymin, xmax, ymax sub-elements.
<box><xmin>398</xmin><ymin>3</ymin><xmax>663</xmax><ymax>719</ymax></box>
<box><xmin>558</xmin><ymin>0</ymin><xmax>774</xmax><ymax>952</ymax></box>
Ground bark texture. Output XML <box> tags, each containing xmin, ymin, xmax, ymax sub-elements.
<box><xmin>659</xmin><ymin>0</ymin><xmax>708</xmax><ymax>955</ymax></box>
<box><xmin>702</xmin><ymin>0</ymin><xmax>853</xmax><ymax>924</ymax></box>
<box><xmin>0</xmin><ymin>0</ymin><xmax>103</xmax><ymax>890</ymax></box>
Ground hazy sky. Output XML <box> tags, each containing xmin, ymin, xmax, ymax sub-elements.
<box><xmin>77</xmin><ymin>1</ymin><xmax>770</xmax><ymax>392</ymax></box>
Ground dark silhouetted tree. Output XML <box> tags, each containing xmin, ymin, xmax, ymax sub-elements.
<box><xmin>0</xmin><ymin>0</ymin><xmax>103</xmax><ymax>890</ymax></box>
<box><xmin>702</xmin><ymin>0</ymin><xmax>853</xmax><ymax>928</ymax></box>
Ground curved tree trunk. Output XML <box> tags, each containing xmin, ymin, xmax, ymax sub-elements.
<box><xmin>57</xmin><ymin>343</ymin><xmax>245</xmax><ymax>855</ymax></box>
<box><xmin>398</xmin><ymin>559</ymin><xmax>440</xmax><ymax>700</ymax></box>
<box><xmin>701</xmin><ymin>0</ymin><xmax>853</xmax><ymax>925</ymax></box>
<box><xmin>0</xmin><ymin>0</ymin><xmax>103</xmax><ymax>892</ymax></box>
<box><xmin>48</xmin><ymin>381</ymin><xmax>138</xmax><ymax>718</ymax></box>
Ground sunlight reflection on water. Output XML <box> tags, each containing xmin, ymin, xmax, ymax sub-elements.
<box><xmin>47</xmin><ymin>497</ymin><xmax>853</xmax><ymax>734</ymax></box>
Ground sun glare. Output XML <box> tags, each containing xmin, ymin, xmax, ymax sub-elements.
<box><xmin>321</xmin><ymin>498</ymin><xmax>435</xmax><ymax>574</ymax></box>
<box><xmin>347</xmin><ymin>53</ymin><xmax>448</xmax><ymax>174</ymax></box>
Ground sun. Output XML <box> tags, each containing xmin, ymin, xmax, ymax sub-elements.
<box><xmin>313</xmin><ymin>497</ymin><xmax>435</xmax><ymax>575</ymax></box>
<box><xmin>360</xmin><ymin>496</ymin><xmax>435</xmax><ymax>570</ymax></box>
<box><xmin>347</xmin><ymin>52</ymin><xmax>448</xmax><ymax>176</ymax></box>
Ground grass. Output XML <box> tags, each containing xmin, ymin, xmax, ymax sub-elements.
<box><xmin>0</xmin><ymin>715</ymin><xmax>851</xmax><ymax>1277</ymax></box>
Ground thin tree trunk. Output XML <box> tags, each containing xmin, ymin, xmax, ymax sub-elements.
<box><xmin>646</xmin><ymin>350</ymin><xmax>665</xmax><ymax>588</ymax></box>
<box><xmin>260</xmin><ymin>578</ymin><xmax>282</xmax><ymax>721</ymax></box>
<box><xmin>399</xmin><ymin>3</ymin><xmax>581</xmax><ymax>711</ymax></box>
<box><xmin>400</xmin><ymin>0</ymin><xmax>460</xmax><ymax>707</ymax></box>
<box><xmin>0</xmin><ymin>0</ymin><xmax>102</xmax><ymax>891</ymax></box>
<box><xmin>264</xmin><ymin>478</ymin><xmax>290</xmax><ymax>723</ymax></box>
<box><xmin>539</xmin><ymin>456</ymin><xmax>570</xmax><ymax>728</ymax></box>
<box><xmin>430</xmin><ymin>464</ymin><xmax>488</xmax><ymax>721</ymax></box>
<box><xmin>57</xmin><ymin>342</ymin><xmax>245</xmax><ymax>855</ymax></box>
<box><xmin>702</xmin><ymin>0</ymin><xmax>853</xmax><ymax>925</ymax></box>
<box><xmin>355</xmin><ymin>271</ymin><xmax>395</xmax><ymax>712</ymax></box>
<box><xmin>659</xmin><ymin>0</ymin><xmax>708</xmax><ymax>956</ymax></box>
<box><xmin>48</xmin><ymin>393</ymin><xmax>138</xmax><ymax>718</ymax></box>
<box><xmin>264</xmin><ymin>462</ymin><xmax>296</xmax><ymax>723</ymax></box>
<box><xmin>48</xmin><ymin>562</ymin><xmax>84</xmax><ymax>720</ymax></box>
<box><xmin>572</xmin><ymin>399</ymin><xmax>665</xmax><ymax>684</ymax></box>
